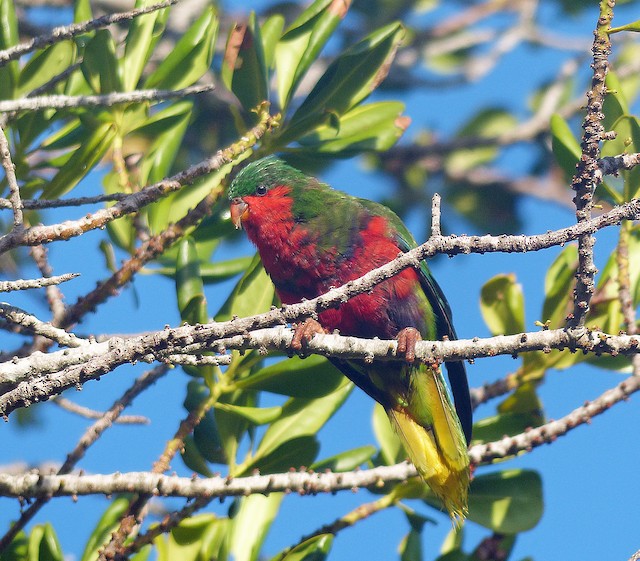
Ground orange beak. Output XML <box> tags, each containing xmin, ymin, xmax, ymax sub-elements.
<box><xmin>230</xmin><ymin>198</ymin><xmax>249</xmax><ymax>229</ymax></box>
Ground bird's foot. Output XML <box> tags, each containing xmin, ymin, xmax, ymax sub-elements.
<box><xmin>396</xmin><ymin>327</ymin><xmax>422</xmax><ymax>363</ymax></box>
<box><xmin>291</xmin><ymin>318</ymin><xmax>326</xmax><ymax>351</ymax></box>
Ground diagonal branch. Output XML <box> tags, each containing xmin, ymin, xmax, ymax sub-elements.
<box><xmin>0</xmin><ymin>108</ymin><xmax>278</xmax><ymax>255</ymax></box>
<box><xmin>0</xmin><ymin>0</ymin><xmax>177</xmax><ymax>66</ymax></box>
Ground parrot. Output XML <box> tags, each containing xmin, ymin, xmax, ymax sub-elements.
<box><xmin>228</xmin><ymin>156</ymin><xmax>472</xmax><ymax>521</ymax></box>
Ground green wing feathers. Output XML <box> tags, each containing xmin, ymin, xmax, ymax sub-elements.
<box><xmin>387</xmin><ymin>364</ymin><xmax>470</xmax><ymax>522</ymax></box>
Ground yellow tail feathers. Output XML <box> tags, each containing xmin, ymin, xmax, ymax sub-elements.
<box><xmin>387</xmin><ymin>368</ymin><xmax>470</xmax><ymax>523</ymax></box>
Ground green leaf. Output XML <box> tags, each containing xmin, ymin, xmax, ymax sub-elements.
<box><xmin>399</xmin><ymin>527</ymin><xmax>423</xmax><ymax>561</ymax></box>
<box><xmin>215</xmin><ymin>253</ymin><xmax>275</xmax><ymax>321</ymax></box>
<box><xmin>81</xmin><ymin>497</ymin><xmax>131</xmax><ymax>561</ymax></box>
<box><xmin>181</xmin><ymin>435</ymin><xmax>214</xmax><ymax>476</ymax></box>
<box><xmin>310</xmin><ymin>444</ymin><xmax>377</xmax><ymax>472</ymax></box>
<box><xmin>260</xmin><ymin>14</ymin><xmax>285</xmax><ymax>69</ymax></box>
<box><xmin>279</xmin><ymin>22</ymin><xmax>404</xmax><ymax>144</ymax></box>
<box><xmin>467</xmin><ymin>469</ymin><xmax>543</xmax><ymax>533</ymax></box>
<box><xmin>275</xmin><ymin>0</ymin><xmax>350</xmax><ymax>110</ymax></box>
<box><xmin>144</xmin><ymin>7</ymin><xmax>218</xmax><ymax>90</ymax></box>
<box><xmin>176</xmin><ymin>237</ymin><xmax>208</xmax><ymax>325</ymax></box>
<box><xmin>122</xmin><ymin>0</ymin><xmax>170</xmax><ymax>91</ymax></box>
<box><xmin>148</xmin><ymin>256</ymin><xmax>254</xmax><ymax>284</ymax></box>
<box><xmin>156</xmin><ymin>514</ymin><xmax>223</xmax><ymax>561</ymax></box>
<box><xmin>215</xmin><ymin>402</ymin><xmax>282</xmax><ymax>425</ymax></box>
<box><xmin>236</xmin><ymin>355</ymin><xmax>345</xmax><ymax>398</ymax></box>
<box><xmin>28</xmin><ymin>524</ymin><xmax>64</xmax><ymax>561</ymax></box>
<box><xmin>136</xmin><ymin>101</ymin><xmax>193</xmax><ymax>185</ymax></box>
<box><xmin>272</xmin><ymin>534</ymin><xmax>333</xmax><ymax>561</ymax></box>
<box><xmin>229</xmin><ymin>494</ymin><xmax>284</xmax><ymax>561</ymax></box>
<box><xmin>550</xmin><ymin>113</ymin><xmax>581</xmax><ymax>182</ymax></box>
<box><xmin>81</xmin><ymin>29</ymin><xmax>122</xmax><ymax>93</ymax></box>
<box><xmin>18</xmin><ymin>41</ymin><xmax>76</xmax><ymax>97</ymax></box>
<box><xmin>245</xmin><ymin>435</ymin><xmax>320</xmax><ymax>474</ymax></box>
<box><xmin>0</xmin><ymin>0</ymin><xmax>19</xmax><ymax>99</ymax></box>
<box><xmin>609</xmin><ymin>19</ymin><xmax>640</xmax><ymax>33</ymax></box>
<box><xmin>446</xmin><ymin>108</ymin><xmax>517</xmax><ymax>173</ymax></box>
<box><xmin>372</xmin><ymin>402</ymin><xmax>403</xmax><ymax>465</ymax></box>
<box><xmin>222</xmin><ymin>12</ymin><xmax>269</xmax><ymax>111</ymax></box>
<box><xmin>480</xmin><ymin>274</ymin><xmax>525</xmax><ymax>335</ymax></box>
<box><xmin>74</xmin><ymin>0</ymin><xmax>92</xmax><ymax>22</ymax></box>
<box><xmin>43</xmin><ymin>122</ymin><xmax>116</xmax><ymax>199</ymax></box>
<box><xmin>295</xmin><ymin>101</ymin><xmax>409</xmax><ymax>154</ymax></box>
<box><xmin>253</xmin><ymin>380</ymin><xmax>352</xmax><ymax>462</ymax></box>
<box><xmin>542</xmin><ymin>245</ymin><xmax>577</xmax><ymax>329</ymax></box>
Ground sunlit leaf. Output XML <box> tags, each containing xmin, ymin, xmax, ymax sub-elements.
<box><xmin>0</xmin><ymin>0</ymin><xmax>19</xmax><ymax>99</ymax></box>
<box><xmin>215</xmin><ymin>253</ymin><xmax>275</xmax><ymax>321</ymax></box>
<box><xmin>222</xmin><ymin>12</ymin><xmax>269</xmax><ymax>111</ymax></box>
<box><xmin>480</xmin><ymin>274</ymin><xmax>525</xmax><ymax>335</ymax></box>
<box><xmin>18</xmin><ymin>41</ymin><xmax>76</xmax><ymax>97</ymax></box>
<box><xmin>311</xmin><ymin>444</ymin><xmax>377</xmax><ymax>472</ymax></box>
<box><xmin>542</xmin><ymin>245</ymin><xmax>577</xmax><ymax>329</ymax></box>
<box><xmin>279</xmin><ymin>22</ymin><xmax>404</xmax><ymax>144</ymax></box>
<box><xmin>81</xmin><ymin>29</ymin><xmax>122</xmax><ymax>93</ymax></box>
<box><xmin>81</xmin><ymin>497</ymin><xmax>131</xmax><ymax>561</ymax></box>
<box><xmin>253</xmin><ymin>381</ymin><xmax>352</xmax><ymax>462</ymax></box>
<box><xmin>43</xmin><ymin>122</ymin><xmax>116</xmax><ymax>199</ymax></box>
<box><xmin>271</xmin><ymin>534</ymin><xmax>333</xmax><ymax>561</ymax></box>
<box><xmin>236</xmin><ymin>355</ymin><xmax>345</xmax><ymax>398</ymax></box>
<box><xmin>275</xmin><ymin>0</ymin><xmax>350</xmax><ymax>110</ymax></box>
<box><xmin>144</xmin><ymin>7</ymin><xmax>217</xmax><ymax>90</ymax></box>
<box><xmin>295</xmin><ymin>101</ymin><xmax>409</xmax><ymax>154</ymax></box>
<box><xmin>176</xmin><ymin>237</ymin><xmax>208</xmax><ymax>325</ymax></box>
<box><xmin>550</xmin><ymin>113</ymin><xmax>581</xmax><ymax>183</ymax></box>
<box><xmin>122</xmin><ymin>0</ymin><xmax>170</xmax><ymax>91</ymax></box>
<box><xmin>229</xmin><ymin>494</ymin><xmax>284</xmax><ymax>561</ymax></box>
<box><xmin>373</xmin><ymin>402</ymin><xmax>404</xmax><ymax>465</ymax></box>
<box><xmin>467</xmin><ymin>469</ymin><xmax>543</xmax><ymax>533</ymax></box>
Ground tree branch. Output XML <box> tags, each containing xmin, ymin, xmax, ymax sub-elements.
<box><xmin>0</xmin><ymin>107</ymin><xmax>278</xmax><ymax>255</ymax></box>
<box><xmin>0</xmin><ymin>272</ymin><xmax>79</xmax><ymax>292</ymax></box>
<box><xmin>2</xmin><ymin>369</ymin><xmax>638</xmax><ymax>499</ymax></box>
<box><xmin>0</xmin><ymin>0</ymin><xmax>177</xmax><ymax>66</ymax></box>
<box><xmin>0</xmin><ymin>84</ymin><xmax>213</xmax><ymax>113</ymax></box>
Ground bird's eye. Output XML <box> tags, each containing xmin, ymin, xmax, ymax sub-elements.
<box><xmin>256</xmin><ymin>185</ymin><xmax>268</xmax><ymax>196</ymax></box>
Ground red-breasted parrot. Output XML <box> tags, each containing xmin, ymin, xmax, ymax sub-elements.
<box><xmin>229</xmin><ymin>156</ymin><xmax>472</xmax><ymax>520</ymax></box>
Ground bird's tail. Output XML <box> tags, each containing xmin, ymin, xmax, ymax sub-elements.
<box><xmin>387</xmin><ymin>366</ymin><xmax>470</xmax><ymax>523</ymax></box>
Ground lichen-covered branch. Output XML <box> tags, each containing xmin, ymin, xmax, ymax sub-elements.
<box><xmin>2</xmin><ymin>369</ymin><xmax>637</xmax><ymax>499</ymax></box>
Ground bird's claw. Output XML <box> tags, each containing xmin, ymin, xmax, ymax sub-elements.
<box><xmin>291</xmin><ymin>318</ymin><xmax>326</xmax><ymax>351</ymax></box>
<box><xmin>396</xmin><ymin>327</ymin><xmax>422</xmax><ymax>363</ymax></box>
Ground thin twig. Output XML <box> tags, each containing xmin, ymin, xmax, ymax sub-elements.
<box><xmin>0</xmin><ymin>303</ymin><xmax>86</xmax><ymax>348</ymax></box>
<box><xmin>53</xmin><ymin>396</ymin><xmax>149</xmax><ymax>424</ymax></box>
<box><xmin>0</xmin><ymin>107</ymin><xmax>279</xmax><ymax>255</ymax></box>
<box><xmin>0</xmin><ymin>125</ymin><xmax>23</xmax><ymax>229</ymax></box>
<box><xmin>0</xmin><ymin>364</ymin><xmax>168</xmax><ymax>554</ymax></box>
<box><xmin>0</xmin><ymin>273</ymin><xmax>79</xmax><ymax>293</ymax></box>
<box><xmin>0</xmin><ymin>84</ymin><xmax>213</xmax><ymax>113</ymax></box>
<box><xmin>2</xmin><ymin>371</ymin><xmax>637</xmax><ymax>499</ymax></box>
<box><xmin>0</xmin><ymin>193</ymin><xmax>126</xmax><ymax>210</ymax></box>
<box><xmin>0</xmin><ymin>0</ymin><xmax>177</xmax><ymax>66</ymax></box>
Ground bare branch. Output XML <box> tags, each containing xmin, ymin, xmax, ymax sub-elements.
<box><xmin>0</xmin><ymin>364</ymin><xmax>168</xmax><ymax>552</ymax></box>
<box><xmin>53</xmin><ymin>397</ymin><xmax>150</xmax><ymax>424</ymax></box>
<box><xmin>0</xmin><ymin>84</ymin><xmax>213</xmax><ymax>113</ymax></box>
<box><xmin>0</xmin><ymin>272</ymin><xmax>79</xmax><ymax>293</ymax></box>
<box><xmin>567</xmin><ymin>1</ymin><xmax>614</xmax><ymax>328</ymax></box>
<box><xmin>0</xmin><ymin>0</ymin><xmax>177</xmax><ymax>66</ymax></box>
<box><xmin>0</xmin><ymin>124</ymin><xmax>23</xmax><ymax>229</ymax></box>
<box><xmin>3</xmin><ymin>368</ymin><xmax>638</xmax><ymax>499</ymax></box>
<box><xmin>0</xmin><ymin>303</ymin><xmax>86</xmax><ymax>348</ymax></box>
<box><xmin>0</xmin><ymin>108</ymin><xmax>278</xmax><ymax>255</ymax></box>
<box><xmin>0</xmin><ymin>193</ymin><xmax>126</xmax><ymax>211</ymax></box>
